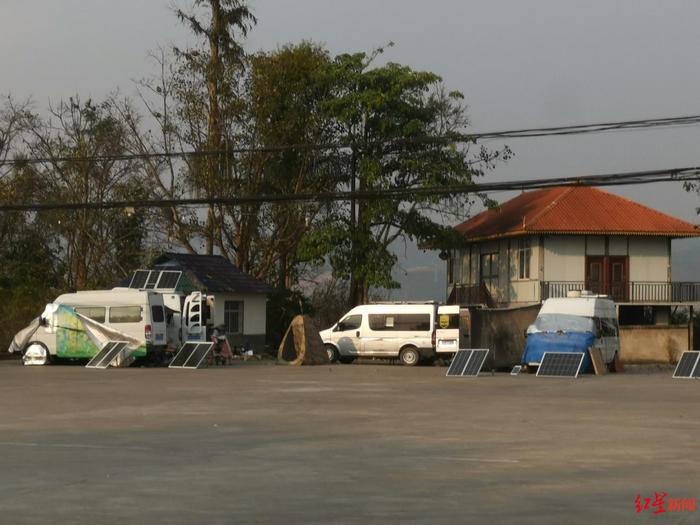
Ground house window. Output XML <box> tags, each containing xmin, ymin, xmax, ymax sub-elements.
<box><xmin>480</xmin><ymin>252</ymin><xmax>499</xmax><ymax>290</ymax></box>
<box><xmin>224</xmin><ymin>301</ymin><xmax>244</xmax><ymax>334</ymax></box>
<box><xmin>518</xmin><ymin>239</ymin><xmax>532</xmax><ymax>279</ymax></box>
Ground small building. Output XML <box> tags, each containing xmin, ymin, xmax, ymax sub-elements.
<box><xmin>145</xmin><ymin>252</ymin><xmax>272</xmax><ymax>348</ymax></box>
<box><xmin>446</xmin><ymin>186</ymin><xmax>700</xmax><ymax>364</ymax></box>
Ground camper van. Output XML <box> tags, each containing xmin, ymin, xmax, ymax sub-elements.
<box><xmin>522</xmin><ymin>292</ymin><xmax>620</xmax><ymax>370</ymax></box>
<box><xmin>12</xmin><ymin>290</ymin><xmax>168</xmax><ymax>365</ymax></box>
<box><xmin>319</xmin><ymin>302</ymin><xmax>438</xmax><ymax>366</ymax></box>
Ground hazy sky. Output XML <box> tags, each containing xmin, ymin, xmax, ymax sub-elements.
<box><xmin>3</xmin><ymin>1</ymin><xmax>700</xmax><ymax>293</ymax></box>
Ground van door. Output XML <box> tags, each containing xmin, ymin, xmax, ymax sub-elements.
<box><xmin>333</xmin><ymin>314</ymin><xmax>362</xmax><ymax>357</ymax></box>
<box><xmin>149</xmin><ymin>299</ymin><xmax>167</xmax><ymax>347</ymax></box>
<box><xmin>183</xmin><ymin>292</ymin><xmax>206</xmax><ymax>342</ymax></box>
<box><xmin>436</xmin><ymin>306</ymin><xmax>460</xmax><ymax>354</ymax></box>
<box><xmin>364</xmin><ymin>313</ymin><xmax>400</xmax><ymax>356</ymax></box>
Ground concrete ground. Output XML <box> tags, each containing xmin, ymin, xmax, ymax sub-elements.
<box><xmin>0</xmin><ymin>359</ymin><xmax>698</xmax><ymax>524</ymax></box>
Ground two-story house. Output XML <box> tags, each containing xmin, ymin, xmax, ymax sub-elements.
<box><xmin>448</xmin><ymin>185</ymin><xmax>700</xmax><ymax>307</ymax></box>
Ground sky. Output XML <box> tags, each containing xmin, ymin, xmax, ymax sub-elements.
<box><xmin>3</xmin><ymin>0</ymin><xmax>700</xmax><ymax>298</ymax></box>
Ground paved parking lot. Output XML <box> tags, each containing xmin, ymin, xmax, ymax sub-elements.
<box><xmin>0</xmin><ymin>359</ymin><xmax>698</xmax><ymax>524</ymax></box>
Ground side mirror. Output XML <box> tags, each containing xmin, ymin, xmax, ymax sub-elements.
<box><xmin>39</xmin><ymin>317</ymin><xmax>48</xmax><ymax>327</ymax></box>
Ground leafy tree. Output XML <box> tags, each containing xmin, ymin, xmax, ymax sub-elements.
<box><xmin>19</xmin><ymin>97</ymin><xmax>151</xmax><ymax>289</ymax></box>
<box><xmin>175</xmin><ymin>0</ymin><xmax>256</xmax><ymax>254</ymax></box>
<box><xmin>0</xmin><ymin>97</ymin><xmax>62</xmax><ymax>348</ymax></box>
<box><xmin>306</xmin><ymin>50</ymin><xmax>511</xmax><ymax>305</ymax></box>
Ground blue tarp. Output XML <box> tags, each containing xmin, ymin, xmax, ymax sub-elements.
<box><xmin>521</xmin><ymin>331</ymin><xmax>595</xmax><ymax>373</ymax></box>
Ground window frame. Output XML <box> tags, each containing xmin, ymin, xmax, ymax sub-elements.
<box><xmin>108</xmin><ymin>306</ymin><xmax>143</xmax><ymax>324</ymax></box>
<box><xmin>517</xmin><ymin>238</ymin><xmax>532</xmax><ymax>280</ymax></box>
<box><xmin>224</xmin><ymin>300</ymin><xmax>244</xmax><ymax>334</ymax></box>
<box><xmin>74</xmin><ymin>306</ymin><xmax>106</xmax><ymax>323</ymax></box>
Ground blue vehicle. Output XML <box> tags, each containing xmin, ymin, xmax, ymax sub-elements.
<box><xmin>522</xmin><ymin>293</ymin><xmax>620</xmax><ymax>373</ymax></box>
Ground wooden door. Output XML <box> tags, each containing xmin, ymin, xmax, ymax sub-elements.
<box><xmin>609</xmin><ymin>256</ymin><xmax>628</xmax><ymax>302</ymax></box>
<box><xmin>585</xmin><ymin>256</ymin><xmax>605</xmax><ymax>295</ymax></box>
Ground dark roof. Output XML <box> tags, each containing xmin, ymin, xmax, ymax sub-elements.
<box><xmin>152</xmin><ymin>252</ymin><xmax>273</xmax><ymax>294</ymax></box>
<box><xmin>454</xmin><ymin>186</ymin><xmax>700</xmax><ymax>241</ymax></box>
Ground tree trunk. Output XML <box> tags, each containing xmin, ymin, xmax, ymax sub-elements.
<box><xmin>205</xmin><ymin>0</ymin><xmax>223</xmax><ymax>255</ymax></box>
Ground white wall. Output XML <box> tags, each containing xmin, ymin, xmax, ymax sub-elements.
<box><xmin>629</xmin><ymin>237</ymin><xmax>670</xmax><ymax>282</ymax></box>
<box><xmin>543</xmin><ymin>236</ymin><xmax>586</xmax><ymax>281</ymax></box>
<box><xmin>212</xmin><ymin>292</ymin><xmax>267</xmax><ymax>335</ymax></box>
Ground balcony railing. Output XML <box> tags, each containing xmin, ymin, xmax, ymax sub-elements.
<box><xmin>449</xmin><ymin>283</ymin><xmax>495</xmax><ymax>307</ymax></box>
<box><xmin>542</xmin><ymin>281</ymin><xmax>700</xmax><ymax>303</ymax></box>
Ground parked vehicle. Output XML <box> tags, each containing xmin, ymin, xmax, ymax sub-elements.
<box><xmin>319</xmin><ymin>302</ymin><xmax>438</xmax><ymax>366</ymax></box>
<box><xmin>522</xmin><ymin>291</ymin><xmax>620</xmax><ymax>370</ymax></box>
<box><xmin>435</xmin><ymin>304</ymin><xmax>473</xmax><ymax>354</ymax></box>
<box><xmin>12</xmin><ymin>289</ymin><xmax>169</xmax><ymax>366</ymax></box>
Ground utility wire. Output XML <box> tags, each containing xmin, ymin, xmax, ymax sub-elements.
<box><xmin>3</xmin><ymin>114</ymin><xmax>700</xmax><ymax>167</ymax></box>
<box><xmin>1</xmin><ymin>165</ymin><xmax>699</xmax><ymax>212</ymax></box>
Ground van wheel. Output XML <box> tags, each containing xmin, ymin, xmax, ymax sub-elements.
<box><xmin>22</xmin><ymin>342</ymin><xmax>51</xmax><ymax>366</ymax></box>
<box><xmin>325</xmin><ymin>345</ymin><xmax>339</xmax><ymax>364</ymax></box>
<box><xmin>399</xmin><ymin>346</ymin><xmax>420</xmax><ymax>367</ymax></box>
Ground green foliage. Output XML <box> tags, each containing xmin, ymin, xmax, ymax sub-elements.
<box><xmin>310</xmin><ymin>50</ymin><xmax>510</xmax><ymax>304</ymax></box>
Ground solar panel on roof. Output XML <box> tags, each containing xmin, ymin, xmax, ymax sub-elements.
<box><xmin>673</xmin><ymin>351</ymin><xmax>700</xmax><ymax>379</ymax></box>
<box><xmin>169</xmin><ymin>342</ymin><xmax>214</xmax><ymax>369</ymax></box>
<box><xmin>144</xmin><ymin>271</ymin><xmax>160</xmax><ymax>290</ymax></box>
<box><xmin>536</xmin><ymin>352</ymin><xmax>585</xmax><ymax>378</ymax></box>
<box><xmin>129</xmin><ymin>270</ymin><xmax>150</xmax><ymax>289</ymax></box>
<box><xmin>155</xmin><ymin>270</ymin><xmax>181</xmax><ymax>290</ymax></box>
<box><xmin>446</xmin><ymin>350</ymin><xmax>472</xmax><ymax>377</ymax></box>
<box><xmin>85</xmin><ymin>341</ymin><xmax>131</xmax><ymax>369</ymax></box>
<box><xmin>462</xmin><ymin>349</ymin><xmax>489</xmax><ymax>377</ymax></box>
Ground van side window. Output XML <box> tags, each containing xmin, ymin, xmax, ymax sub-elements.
<box><xmin>601</xmin><ymin>318</ymin><xmax>618</xmax><ymax>337</ymax></box>
<box><xmin>369</xmin><ymin>314</ymin><xmax>430</xmax><ymax>331</ymax></box>
<box><xmin>110</xmin><ymin>306</ymin><xmax>143</xmax><ymax>323</ymax></box>
<box><xmin>337</xmin><ymin>315</ymin><xmax>362</xmax><ymax>332</ymax></box>
<box><xmin>74</xmin><ymin>307</ymin><xmax>106</xmax><ymax>323</ymax></box>
<box><xmin>151</xmin><ymin>305</ymin><xmax>165</xmax><ymax>323</ymax></box>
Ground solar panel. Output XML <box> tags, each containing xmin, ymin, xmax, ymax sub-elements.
<box><xmin>536</xmin><ymin>352</ymin><xmax>585</xmax><ymax>378</ymax></box>
<box><xmin>129</xmin><ymin>270</ymin><xmax>150</xmax><ymax>289</ymax></box>
<box><xmin>85</xmin><ymin>341</ymin><xmax>131</xmax><ymax>369</ymax></box>
<box><xmin>169</xmin><ymin>342</ymin><xmax>214</xmax><ymax>369</ymax></box>
<box><xmin>462</xmin><ymin>349</ymin><xmax>489</xmax><ymax>377</ymax></box>
<box><xmin>155</xmin><ymin>271</ymin><xmax>181</xmax><ymax>290</ymax></box>
<box><xmin>693</xmin><ymin>357</ymin><xmax>700</xmax><ymax>379</ymax></box>
<box><xmin>446</xmin><ymin>350</ymin><xmax>472</xmax><ymax>377</ymax></box>
<box><xmin>510</xmin><ymin>365</ymin><xmax>522</xmax><ymax>376</ymax></box>
<box><xmin>144</xmin><ymin>271</ymin><xmax>160</xmax><ymax>290</ymax></box>
<box><xmin>673</xmin><ymin>351</ymin><xmax>700</xmax><ymax>379</ymax></box>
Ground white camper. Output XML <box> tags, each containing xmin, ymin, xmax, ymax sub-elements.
<box><xmin>319</xmin><ymin>302</ymin><xmax>437</xmax><ymax>366</ymax></box>
<box><xmin>11</xmin><ymin>289</ymin><xmax>168</xmax><ymax>365</ymax></box>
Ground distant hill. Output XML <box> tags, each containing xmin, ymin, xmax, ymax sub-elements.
<box><xmin>672</xmin><ymin>238</ymin><xmax>700</xmax><ymax>281</ymax></box>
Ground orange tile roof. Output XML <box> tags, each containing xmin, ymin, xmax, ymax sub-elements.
<box><xmin>454</xmin><ymin>186</ymin><xmax>700</xmax><ymax>241</ymax></box>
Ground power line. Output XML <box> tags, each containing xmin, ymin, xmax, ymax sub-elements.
<box><xmin>1</xmin><ymin>165</ymin><xmax>699</xmax><ymax>212</ymax></box>
<box><xmin>3</xmin><ymin>113</ymin><xmax>700</xmax><ymax>167</ymax></box>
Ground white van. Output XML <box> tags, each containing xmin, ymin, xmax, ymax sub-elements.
<box><xmin>522</xmin><ymin>292</ymin><xmax>620</xmax><ymax>368</ymax></box>
<box><xmin>13</xmin><ymin>289</ymin><xmax>168</xmax><ymax>365</ymax></box>
<box><xmin>319</xmin><ymin>302</ymin><xmax>437</xmax><ymax>366</ymax></box>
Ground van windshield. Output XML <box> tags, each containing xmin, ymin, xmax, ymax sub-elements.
<box><xmin>533</xmin><ymin>314</ymin><xmax>595</xmax><ymax>334</ymax></box>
